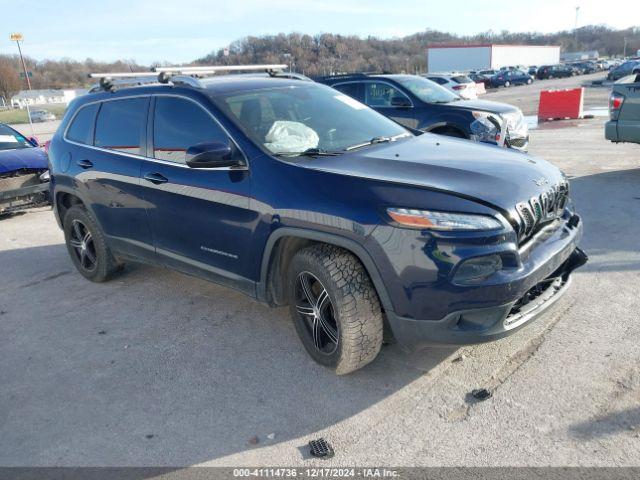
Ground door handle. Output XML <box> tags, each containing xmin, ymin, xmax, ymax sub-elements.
<box><xmin>76</xmin><ymin>159</ymin><xmax>93</xmax><ymax>169</ymax></box>
<box><xmin>143</xmin><ymin>172</ymin><xmax>169</xmax><ymax>185</ymax></box>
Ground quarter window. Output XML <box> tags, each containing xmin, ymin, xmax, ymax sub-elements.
<box><xmin>94</xmin><ymin>98</ymin><xmax>148</xmax><ymax>155</ymax></box>
<box><xmin>153</xmin><ymin>96</ymin><xmax>229</xmax><ymax>164</ymax></box>
<box><xmin>66</xmin><ymin>103</ymin><xmax>99</xmax><ymax>145</ymax></box>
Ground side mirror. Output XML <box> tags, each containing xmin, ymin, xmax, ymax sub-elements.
<box><xmin>28</xmin><ymin>136</ymin><xmax>39</xmax><ymax>147</ymax></box>
<box><xmin>391</xmin><ymin>96</ymin><xmax>411</xmax><ymax>108</ymax></box>
<box><xmin>185</xmin><ymin>142</ymin><xmax>244</xmax><ymax>169</ymax></box>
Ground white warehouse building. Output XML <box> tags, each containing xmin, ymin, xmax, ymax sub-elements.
<box><xmin>426</xmin><ymin>44</ymin><xmax>561</xmax><ymax>73</ymax></box>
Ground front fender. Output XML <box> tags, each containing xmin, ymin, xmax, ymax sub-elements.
<box><xmin>256</xmin><ymin>226</ymin><xmax>394</xmax><ymax>313</ymax></box>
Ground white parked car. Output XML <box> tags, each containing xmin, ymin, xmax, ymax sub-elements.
<box><xmin>422</xmin><ymin>74</ymin><xmax>478</xmax><ymax>100</ymax></box>
<box><xmin>29</xmin><ymin>110</ymin><xmax>56</xmax><ymax>122</ymax></box>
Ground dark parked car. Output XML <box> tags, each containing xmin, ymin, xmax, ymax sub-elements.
<box><xmin>607</xmin><ymin>60</ymin><xmax>640</xmax><ymax>82</ymax></box>
<box><xmin>0</xmin><ymin>123</ymin><xmax>50</xmax><ymax>215</ymax></box>
<box><xmin>528</xmin><ymin>66</ymin><xmax>538</xmax><ymax>75</ymax></box>
<box><xmin>48</xmin><ymin>70</ymin><xmax>586</xmax><ymax>374</ymax></box>
<box><xmin>570</xmin><ymin>61</ymin><xmax>597</xmax><ymax>74</ymax></box>
<box><xmin>489</xmin><ymin>69</ymin><xmax>534</xmax><ymax>88</ymax></box>
<box><xmin>317</xmin><ymin>73</ymin><xmax>529</xmax><ymax>151</ymax></box>
<box><xmin>536</xmin><ymin>64</ymin><xmax>574</xmax><ymax>80</ymax></box>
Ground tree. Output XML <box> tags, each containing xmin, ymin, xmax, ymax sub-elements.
<box><xmin>0</xmin><ymin>60</ymin><xmax>21</xmax><ymax>105</ymax></box>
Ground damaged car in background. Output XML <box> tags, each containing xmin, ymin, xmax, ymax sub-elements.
<box><xmin>317</xmin><ymin>74</ymin><xmax>530</xmax><ymax>151</ymax></box>
<box><xmin>0</xmin><ymin>123</ymin><xmax>50</xmax><ymax>215</ymax></box>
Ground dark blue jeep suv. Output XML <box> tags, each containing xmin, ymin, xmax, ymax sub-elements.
<box><xmin>48</xmin><ymin>73</ymin><xmax>586</xmax><ymax>374</ymax></box>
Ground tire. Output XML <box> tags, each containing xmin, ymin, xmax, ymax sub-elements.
<box><xmin>288</xmin><ymin>244</ymin><xmax>383</xmax><ymax>375</ymax></box>
<box><xmin>504</xmin><ymin>81</ymin><xmax>511</xmax><ymax>88</ymax></box>
<box><xmin>526</xmin><ymin>78</ymin><xmax>532</xmax><ymax>85</ymax></box>
<box><xmin>63</xmin><ymin>205</ymin><xmax>122</xmax><ymax>282</ymax></box>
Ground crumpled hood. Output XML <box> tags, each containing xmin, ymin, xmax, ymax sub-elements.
<box><xmin>0</xmin><ymin>147</ymin><xmax>48</xmax><ymax>174</ymax></box>
<box><xmin>303</xmin><ymin>133</ymin><xmax>564</xmax><ymax>212</ymax></box>
<box><xmin>446</xmin><ymin>98</ymin><xmax>519</xmax><ymax>115</ymax></box>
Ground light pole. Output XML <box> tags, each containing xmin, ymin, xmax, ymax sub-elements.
<box><xmin>283</xmin><ymin>53</ymin><xmax>292</xmax><ymax>73</ymax></box>
<box><xmin>574</xmin><ymin>6</ymin><xmax>580</xmax><ymax>46</ymax></box>
<box><xmin>623</xmin><ymin>37</ymin><xmax>628</xmax><ymax>58</ymax></box>
<box><xmin>10</xmin><ymin>32</ymin><xmax>34</xmax><ymax>135</ymax></box>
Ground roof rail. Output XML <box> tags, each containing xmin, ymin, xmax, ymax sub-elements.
<box><xmin>153</xmin><ymin>64</ymin><xmax>287</xmax><ymax>75</ymax></box>
<box><xmin>313</xmin><ymin>72</ymin><xmax>371</xmax><ymax>82</ymax></box>
<box><xmin>88</xmin><ymin>64</ymin><xmax>290</xmax><ymax>92</ymax></box>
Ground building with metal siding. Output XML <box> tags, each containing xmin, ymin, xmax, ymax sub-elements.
<box><xmin>426</xmin><ymin>44</ymin><xmax>561</xmax><ymax>73</ymax></box>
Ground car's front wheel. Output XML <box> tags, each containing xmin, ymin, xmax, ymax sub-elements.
<box><xmin>288</xmin><ymin>244</ymin><xmax>383</xmax><ymax>375</ymax></box>
<box><xmin>526</xmin><ymin>78</ymin><xmax>532</xmax><ymax>84</ymax></box>
<box><xmin>63</xmin><ymin>205</ymin><xmax>122</xmax><ymax>282</ymax></box>
<box><xmin>504</xmin><ymin>80</ymin><xmax>511</xmax><ymax>87</ymax></box>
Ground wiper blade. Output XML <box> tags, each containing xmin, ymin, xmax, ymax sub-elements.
<box><xmin>345</xmin><ymin>133</ymin><xmax>411</xmax><ymax>151</ymax></box>
<box><xmin>274</xmin><ymin>148</ymin><xmax>342</xmax><ymax>157</ymax></box>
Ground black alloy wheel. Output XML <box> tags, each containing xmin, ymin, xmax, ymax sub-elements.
<box><xmin>294</xmin><ymin>271</ymin><xmax>339</xmax><ymax>355</ymax></box>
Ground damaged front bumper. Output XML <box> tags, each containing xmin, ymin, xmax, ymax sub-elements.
<box><xmin>0</xmin><ymin>172</ymin><xmax>50</xmax><ymax>214</ymax></box>
<box><xmin>386</xmin><ymin>246</ymin><xmax>588</xmax><ymax>350</ymax></box>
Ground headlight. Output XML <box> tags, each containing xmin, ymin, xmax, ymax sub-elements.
<box><xmin>470</xmin><ymin>111</ymin><xmax>503</xmax><ymax>144</ymax></box>
<box><xmin>387</xmin><ymin>208</ymin><xmax>503</xmax><ymax>231</ymax></box>
<box><xmin>39</xmin><ymin>170</ymin><xmax>50</xmax><ymax>182</ymax></box>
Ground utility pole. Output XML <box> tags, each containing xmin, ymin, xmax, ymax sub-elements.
<box><xmin>10</xmin><ymin>33</ymin><xmax>34</xmax><ymax>136</ymax></box>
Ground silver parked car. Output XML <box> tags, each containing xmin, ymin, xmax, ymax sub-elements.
<box><xmin>29</xmin><ymin>109</ymin><xmax>56</xmax><ymax>122</ymax></box>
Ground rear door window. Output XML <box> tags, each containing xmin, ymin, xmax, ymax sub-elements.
<box><xmin>94</xmin><ymin>97</ymin><xmax>149</xmax><ymax>155</ymax></box>
<box><xmin>66</xmin><ymin>103</ymin><xmax>99</xmax><ymax>145</ymax></box>
<box><xmin>333</xmin><ymin>83</ymin><xmax>365</xmax><ymax>102</ymax></box>
<box><xmin>152</xmin><ymin>96</ymin><xmax>230</xmax><ymax>164</ymax></box>
<box><xmin>364</xmin><ymin>82</ymin><xmax>410</xmax><ymax>107</ymax></box>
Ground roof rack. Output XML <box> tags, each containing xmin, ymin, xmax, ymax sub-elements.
<box><xmin>88</xmin><ymin>64</ymin><xmax>289</xmax><ymax>92</ymax></box>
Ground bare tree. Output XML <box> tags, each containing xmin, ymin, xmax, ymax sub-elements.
<box><xmin>0</xmin><ymin>60</ymin><xmax>21</xmax><ymax>104</ymax></box>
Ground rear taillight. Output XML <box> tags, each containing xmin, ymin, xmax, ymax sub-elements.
<box><xmin>43</xmin><ymin>140</ymin><xmax>51</xmax><ymax>155</ymax></box>
<box><xmin>452</xmin><ymin>85</ymin><xmax>465</xmax><ymax>90</ymax></box>
<box><xmin>609</xmin><ymin>92</ymin><xmax>625</xmax><ymax>120</ymax></box>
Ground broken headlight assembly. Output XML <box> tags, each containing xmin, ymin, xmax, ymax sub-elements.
<box><xmin>470</xmin><ymin>111</ymin><xmax>504</xmax><ymax>146</ymax></box>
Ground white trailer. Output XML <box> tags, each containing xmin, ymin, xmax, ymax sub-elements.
<box><xmin>426</xmin><ymin>44</ymin><xmax>561</xmax><ymax>73</ymax></box>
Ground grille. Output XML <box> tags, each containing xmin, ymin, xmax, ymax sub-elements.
<box><xmin>506</xmin><ymin>136</ymin><xmax>528</xmax><ymax>148</ymax></box>
<box><xmin>514</xmin><ymin>182</ymin><xmax>569</xmax><ymax>242</ymax></box>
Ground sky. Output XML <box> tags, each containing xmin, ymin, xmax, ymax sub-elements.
<box><xmin>1</xmin><ymin>0</ymin><xmax>639</xmax><ymax>64</ymax></box>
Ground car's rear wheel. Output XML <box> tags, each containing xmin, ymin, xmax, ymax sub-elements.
<box><xmin>504</xmin><ymin>80</ymin><xmax>511</xmax><ymax>87</ymax></box>
<box><xmin>63</xmin><ymin>205</ymin><xmax>122</xmax><ymax>282</ymax></box>
<box><xmin>288</xmin><ymin>244</ymin><xmax>383</xmax><ymax>375</ymax></box>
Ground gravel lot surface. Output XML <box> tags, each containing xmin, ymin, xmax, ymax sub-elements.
<box><xmin>1</xmin><ymin>74</ymin><xmax>639</xmax><ymax>468</ymax></box>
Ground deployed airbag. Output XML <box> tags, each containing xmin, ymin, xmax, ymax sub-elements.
<box><xmin>264</xmin><ymin>121</ymin><xmax>319</xmax><ymax>153</ymax></box>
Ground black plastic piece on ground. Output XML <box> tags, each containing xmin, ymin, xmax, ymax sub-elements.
<box><xmin>309</xmin><ymin>438</ymin><xmax>334</xmax><ymax>459</ymax></box>
<box><xmin>471</xmin><ymin>388</ymin><xmax>492</xmax><ymax>401</ymax></box>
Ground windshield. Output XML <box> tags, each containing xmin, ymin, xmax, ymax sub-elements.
<box><xmin>216</xmin><ymin>84</ymin><xmax>410</xmax><ymax>155</ymax></box>
<box><xmin>0</xmin><ymin>124</ymin><xmax>32</xmax><ymax>151</ymax></box>
<box><xmin>394</xmin><ymin>76</ymin><xmax>459</xmax><ymax>104</ymax></box>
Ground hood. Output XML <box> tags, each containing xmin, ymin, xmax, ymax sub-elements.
<box><xmin>302</xmin><ymin>134</ymin><xmax>564</xmax><ymax>213</ymax></box>
<box><xmin>0</xmin><ymin>147</ymin><xmax>48</xmax><ymax>175</ymax></box>
<box><xmin>446</xmin><ymin>98</ymin><xmax>519</xmax><ymax>115</ymax></box>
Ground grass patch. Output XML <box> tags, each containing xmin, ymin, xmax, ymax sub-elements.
<box><xmin>0</xmin><ymin>104</ymin><xmax>68</xmax><ymax>124</ymax></box>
